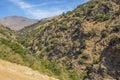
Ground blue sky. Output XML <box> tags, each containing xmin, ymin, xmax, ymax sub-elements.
<box><xmin>0</xmin><ymin>0</ymin><xmax>89</xmax><ymax>19</ymax></box>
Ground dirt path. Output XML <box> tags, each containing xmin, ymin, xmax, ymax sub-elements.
<box><xmin>0</xmin><ymin>59</ymin><xmax>59</xmax><ymax>80</ymax></box>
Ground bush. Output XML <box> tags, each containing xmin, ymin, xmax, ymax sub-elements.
<box><xmin>74</xmin><ymin>12</ymin><xmax>80</xmax><ymax>17</ymax></box>
<box><xmin>80</xmin><ymin>39</ymin><xmax>86</xmax><ymax>49</ymax></box>
<box><xmin>73</xmin><ymin>42</ymin><xmax>79</xmax><ymax>48</ymax></box>
<box><xmin>80</xmin><ymin>70</ymin><xmax>88</xmax><ymax>80</ymax></box>
<box><xmin>114</xmin><ymin>44</ymin><xmax>120</xmax><ymax>49</ymax></box>
<box><xmin>0</xmin><ymin>38</ymin><xmax>30</xmax><ymax>57</ymax></box>
<box><xmin>112</xmin><ymin>25</ymin><xmax>120</xmax><ymax>32</ymax></box>
<box><xmin>75</xmin><ymin>20</ymin><xmax>81</xmax><ymax>25</ymax></box>
<box><xmin>42</xmin><ymin>60</ymin><xmax>61</xmax><ymax>76</ymax></box>
<box><xmin>86</xmin><ymin>64</ymin><xmax>93</xmax><ymax>71</ymax></box>
<box><xmin>69</xmin><ymin>70</ymin><xmax>81</xmax><ymax>80</ymax></box>
<box><xmin>81</xmin><ymin>53</ymin><xmax>90</xmax><ymax>60</ymax></box>
<box><xmin>109</xmin><ymin>37</ymin><xmax>120</xmax><ymax>46</ymax></box>
<box><xmin>86</xmin><ymin>30</ymin><xmax>96</xmax><ymax>38</ymax></box>
<box><xmin>101</xmin><ymin>30</ymin><xmax>108</xmax><ymax>38</ymax></box>
<box><xmin>115</xmin><ymin>10</ymin><xmax>120</xmax><ymax>16</ymax></box>
<box><xmin>94</xmin><ymin>14</ymin><xmax>110</xmax><ymax>22</ymax></box>
<box><xmin>59</xmin><ymin>24</ymin><xmax>67</xmax><ymax>31</ymax></box>
<box><xmin>78</xmin><ymin>59</ymin><xmax>85</xmax><ymax>64</ymax></box>
<box><xmin>93</xmin><ymin>58</ymin><xmax>100</xmax><ymax>64</ymax></box>
<box><xmin>56</xmin><ymin>33</ymin><xmax>63</xmax><ymax>38</ymax></box>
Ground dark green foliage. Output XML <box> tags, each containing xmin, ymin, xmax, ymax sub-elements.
<box><xmin>79</xmin><ymin>59</ymin><xmax>85</xmax><ymax>64</ymax></box>
<box><xmin>80</xmin><ymin>70</ymin><xmax>88</xmax><ymax>80</ymax></box>
<box><xmin>37</xmin><ymin>42</ymin><xmax>43</xmax><ymax>50</ymax></box>
<box><xmin>56</xmin><ymin>33</ymin><xmax>63</xmax><ymax>38</ymax></box>
<box><xmin>109</xmin><ymin>37</ymin><xmax>120</xmax><ymax>46</ymax></box>
<box><xmin>75</xmin><ymin>20</ymin><xmax>81</xmax><ymax>25</ymax></box>
<box><xmin>42</xmin><ymin>60</ymin><xmax>61</xmax><ymax>76</ymax></box>
<box><xmin>115</xmin><ymin>10</ymin><xmax>120</xmax><ymax>16</ymax></box>
<box><xmin>69</xmin><ymin>70</ymin><xmax>81</xmax><ymax>80</ymax></box>
<box><xmin>74</xmin><ymin>12</ymin><xmax>80</xmax><ymax>17</ymax></box>
<box><xmin>86</xmin><ymin>64</ymin><xmax>93</xmax><ymax>71</ymax></box>
<box><xmin>86</xmin><ymin>30</ymin><xmax>96</xmax><ymax>38</ymax></box>
<box><xmin>59</xmin><ymin>24</ymin><xmax>68</xmax><ymax>31</ymax></box>
<box><xmin>101</xmin><ymin>30</ymin><xmax>108</xmax><ymax>38</ymax></box>
<box><xmin>94</xmin><ymin>14</ymin><xmax>110</xmax><ymax>22</ymax></box>
<box><xmin>93</xmin><ymin>58</ymin><xmax>100</xmax><ymax>64</ymax></box>
<box><xmin>114</xmin><ymin>44</ymin><xmax>120</xmax><ymax>49</ymax></box>
<box><xmin>81</xmin><ymin>53</ymin><xmax>90</xmax><ymax>60</ymax></box>
<box><xmin>44</xmin><ymin>41</ymin><xmax>49</xmax><ymax>46</ymax></box>
<box><xmin>112</xmin><ymin>25</ymin><xmax>120</xmax><ymax>32</ymax></box>
<box><xmin>80</xmin><ymin>39</ymin><xmax>86</xmax><ymax>49</ymax></box>
<box><xmin>0</xmin><ymin>38</ymin><xmax>30</xmax><ymax>57</ymax></box>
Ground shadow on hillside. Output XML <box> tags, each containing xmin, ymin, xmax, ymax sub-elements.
<box><xmin>99</xmin><ymin>46</ymin><xmax>120</xmax><ymax>79</ymax></box>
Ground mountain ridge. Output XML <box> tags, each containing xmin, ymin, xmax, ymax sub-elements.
<box><xmin>0</xmin><ymin>16</ymin><xmax>39</xmax><ymax>31</ymax></box>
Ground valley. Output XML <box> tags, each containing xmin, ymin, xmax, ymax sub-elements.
<box><xmin>0</xmin><ymin>0</ymin><xmax>120</xmax><ymax>80</ymax></box>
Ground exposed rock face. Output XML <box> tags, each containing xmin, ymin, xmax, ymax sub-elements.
<box><xmin>0</xmin><ymin>16</ymin><xmax>39</xmax><ymax>31</ymax></box>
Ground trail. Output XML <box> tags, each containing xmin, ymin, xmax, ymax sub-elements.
<box><xmin>0</xmin><ymin>59</ymin><xmax>58</xmax><ymax>80</ymax></box>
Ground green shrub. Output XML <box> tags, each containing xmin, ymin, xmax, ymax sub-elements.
<box><xmin>80</xmin><ymin>70</ymin><xmax>88</xmax><ymax>80</ymax></box>
<box><xmin>73</xmin><ymin>42</ymin><xmax>79</xmax><ymax>48</ymax></box>
<box><xmin>80</xmin><ymin>39</ymin><xmax>86</xmax><ymax>49</ymax></box>
<box><xmin>94</xmin><ymin>14</ymin><xmax>110</xmax><ymax>22</ymax></box>
<box><xmin>79</xmin><ymin>59</ymin><xmax>85</xmax><ymax>64</ymax></box>
<box><xmin>109</xmin><ymin>37</ymin><xmax>120</xmax><ymax>46</ymax></box>
<box><xmin>114</xmin><ymin>44</ymin><xmax>120</xmax><ymax>49</ymax></box>
<box><xmin>69</xmin><ymin>70</ymin><xmax>81</xmax><ymax>80</ymax></box>
<box><xmin>56</xmin><ymin>33</ymin><xmax>63</xmax><ymax>38</ymax></box>
<box><xmin>115</xmin><ymin>10</ymin><xmax>120</xmax><ymax>16</ymax></box>
<box><xmin>42</xmin><ymin>60</ymin><xmax>61</xmax><ymax>76</ymax></box>
<box><xmin>75</xmin><ymin>20</ymin><xmax>81</xmax><ymax>25</ymax></box>
<box><xmin>86</xmin><ymin>64</ymin><xmax>93</xmax><ymax>71</ymax></box>
<box><xmin>74</xmin><ymin>12</ymin><xmax>80</xmax><ymax>17</ymax></box>
<box><xmin>101</xmin><ymin>30</ymin><xmax>108</xmax><ymax>38</ymax></box>
<box><xmin>0</xmin><ymin>38</ymin><xmax>30</xmax><ymax>57</ymax></box>
<box><xmin>59</xmin><ymin>24</ymin><xmax>67</xmax><ymax>31</ymax></box>
<box><xmin>86</xmin><ymin>30</ymin><xmax>96</xmax><ymax>38</ymax></box>
<box><xmin>93</xmin><ymin>58</ymin><xmax>100</xmax><ymax>64</ymax></box>
<box><xmin>112</xmin><ymin>25</ymin><xmax>120</xmax><ymax>32</ymax></box>
<box><xmin>81</xmin><ymin>53</ymin><xmax>90</xmax><ymax>60</ymax></box>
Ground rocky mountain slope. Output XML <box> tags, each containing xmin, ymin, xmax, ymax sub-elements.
<box><xmin>0</xmin><ymin>16</ymin><xmax>38</xmax><ymax>31</ymax></box>
<box><xmin>19</xmin><ymin>0</ymin><xmax>120</xmax><ymax>80</ymax></box>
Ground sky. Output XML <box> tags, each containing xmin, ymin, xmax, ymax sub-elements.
<box><xmin>0</xmin><ymin>0</ymin><xmax>89</xmax><ymax>19</ymax></box>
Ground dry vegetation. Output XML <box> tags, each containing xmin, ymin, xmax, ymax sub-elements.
<box><xmin>0</xmin><ymin>0</ymin><xmax>120</xmax><ymax>80</ymax></box>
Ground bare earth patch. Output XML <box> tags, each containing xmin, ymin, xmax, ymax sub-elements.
<box><xmin>0</xmin><ymin>59</ymin><xmax>58</xmax><ymax>80</ymax></box>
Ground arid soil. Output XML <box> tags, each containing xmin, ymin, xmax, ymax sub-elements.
<box><xmin>0</xmin><ymin>59</ymin><xmax>59</xmax><ymax>80</ymax></box>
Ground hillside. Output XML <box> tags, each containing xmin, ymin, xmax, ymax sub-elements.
<box><xmin>0</xmin><ymin>25</ymin><xmax>60</xmax><ymax>80</ymax></box>
<box><xmin>0</xmin><ymin>16</ymin><xmax>38</xmax><ymax>31</ymax></box>
<box><xmin>19</xmin><ymin>0</ymin><xmax>120</xmax><ymax>80</ymax></box>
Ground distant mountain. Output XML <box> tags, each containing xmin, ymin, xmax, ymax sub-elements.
<box><xmin>0</xmin><ymin>16</ymin><xmax>39</xmax><ymax>31</ymax></box>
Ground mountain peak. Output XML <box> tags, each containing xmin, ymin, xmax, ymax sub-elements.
<box><xmin>0</xmin><ymin>16</ymin><xmax>39</xmax><ymax>31</ymax></box>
